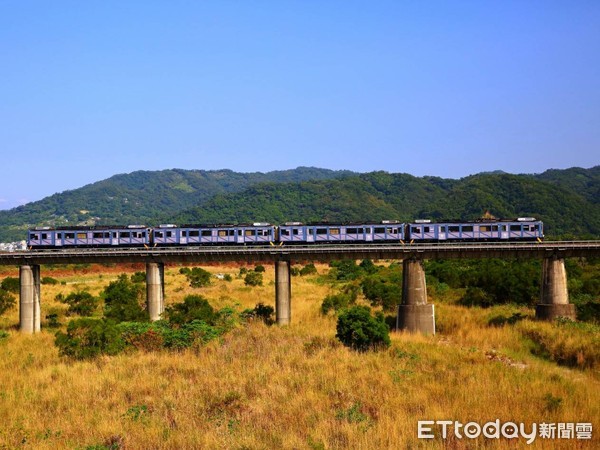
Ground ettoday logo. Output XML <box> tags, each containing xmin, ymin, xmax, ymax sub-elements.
<box><xmin>418</xmin><ymin>420</ymin><xmax>593</xmax><ymax>444</ymax></box>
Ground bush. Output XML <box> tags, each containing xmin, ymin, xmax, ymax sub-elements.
<box><xmin>61</xmin><ymin>291</ymin><xmax>99</xmax><ymax>316</ymax></box>
<box><xmin>300</xmin><ymin>263</ymin><xmax>318</xmax><ymax>276</ymax></box>
<box><xmin>0</xmin><ymin>289</ymin><xmax>16</xmax><ymax>316</ymax></box>
<box><xmin>55</xmin><ymin>318</ymin><xmax>125</xmax><ymax>359</ymax></box>
<box><xmin>254</xmin><ymin>265</ymin><xmax>265</xmax><ymax>273</ymax></box>
<box><xmin>244</xmin><ymin>271</ymin><xmax>263</xmax><ymax>287</ymax></box>
<box><xmin>41</xmin><ymin>276</ymin><xmax>59</xmax><ymax>285</ymax></box>
<box><xmin>321</xmin><ymin>293</ymin><xmax>353</xmax><ymax>315</ymax></box>
<box><xmin>130</xmin><ymin>272</ymin><xmax>146</xmax><ymax>283</ymax></box>
<box><xmin>0</xmin><ymin>277</ymin><xmax>19</xmax><ymax>294</ymax></box>
<box><xmin>103</xmin><ymin>275</ymin><xmax>148</xmax><ymax>323</ymax></box>
<box><xmin>164</xmin><ymin>295</ymin><xmax>215</xmax><ymax>326</ymax></box>
<box><xmin>245</xmin><ymin>303</ymin><xmax>275</xmax><ymax>325</ymax></box>
<box><xmin>185</xmin><ymin>267</ymin><xmax>212</xmax><ymax>288</ymax></box>
<box><xmin>336</xmin><ymin>306</ymin><xmax>391</xmax><ymax>352</ymax></box>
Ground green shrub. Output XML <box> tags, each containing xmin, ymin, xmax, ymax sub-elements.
<box><xmin>61</xmin><ymin>291</ymin><xmax>99</xmax><ymax>316</ymax></box>
<box><xmin>183</xmin><ymin>267</ymin><xmax>212</xmax><ymax>288</ymax></box>
<box><xmin>55</xmin><ymin>318</ymin><xmax>125</xmax><ymax>359</ymax></box>
<box><xmin>0</xmin><ymin>289</ymin><xmax>16</xmax><ymax>316</ymax></box>
<box><xmin>300</xmin><ymin>263</ymin><xmax>318</xmax><ymax>276</ymax></box>
<box><xmin>336</xmin><ymin>306</ymin><xmax>391</xmax><ymax>352</ymax></box>
<box><xmin>164</xmin><ymin>295</ymin><xmax>215</xmax><ymax>326</ymax></box>
<box><xmin>41</xmin><ymin>276</ymin><xmax>59</xmax><ymax>285</ymax></box>
<box><xmin>102</xmin><ymin>275</ymin><xmax>148</xmax><ymax>323</ymax></box>
<box><xmin>130</xmin><ymin>272</ymin><xmax>146</xmax><ymax>283</ymax></box>
<box><xmin>321</xmin><ymin>293</ymin><xmax>352</xmax><ymax>315</ymax></box>
<box><xmin>244</xmin><ymin>271</ymin><xmax>263</xmax><ymax>287</ymax></box>
<box><xmin>254</xmin><ymin>265</ymin><xmax>265</xmax><ymax>273</ymax></box>
<box><xmin>0</xmin><ymin>277</ymin><xmax>19</xmax><ymax>294</ymax></box>
<box><xmin>244</xmin><ymin>303</ymin><xmax>275</xmax><ymax>325</ymax></box>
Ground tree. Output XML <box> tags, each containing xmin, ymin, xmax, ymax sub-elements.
<box><xmin>61</xmin><ymin>291</ymin><xmax>99</xmax><ymax>316</ymax></box>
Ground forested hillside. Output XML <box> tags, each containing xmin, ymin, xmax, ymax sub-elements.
<box><xmin>174</xmin><ymin>169</ymin><xmax>600</xmax><ymax>237</ymax></box>
<box><xmin>0</xmin><ymin>166</ymin><xmax>598</xmax><ymax>241</ymax></box>
<box><xmin>0</xmin><ymin>167</ymin><xmax>353</xmax><ymax>241</ymax></box>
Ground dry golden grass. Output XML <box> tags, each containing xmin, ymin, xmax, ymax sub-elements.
<box><xmin>0</xmin><ymin>263</ymin><xmax>598</xmax><ymax>449</ymax></box>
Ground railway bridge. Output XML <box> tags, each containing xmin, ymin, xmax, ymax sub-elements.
<box><xmin>2</xmin><ymin>240</ymin><xmax>600</xmax><ymax>334</ymax></box>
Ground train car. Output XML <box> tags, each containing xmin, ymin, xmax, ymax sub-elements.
<box><xmin>407</xmin><ymin>218</ymin><xmax>543</xmax><ymax>242</ymax></box>
<box><xmin>278</xmin><ymin>221</ymin><xmax>405</xmax><ymax>244</ymax></box>
<box><xmin>153</xmin><ymin>223</ymin><xmax>276</xmax><ymax>246</ymax></box>
<box><xmin>27</xmin><ymin>225</ymin><xmax>152</xmax><ymax>248</ymax></box>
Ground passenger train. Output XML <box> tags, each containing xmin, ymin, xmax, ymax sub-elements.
<box><xmin>27</xmin><ymin>218</ymin><xmax>543</xmax><ymax>249</ymax></box>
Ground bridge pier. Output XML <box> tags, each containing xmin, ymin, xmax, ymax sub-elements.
<box><xmin>146</xmin><ymin>262</ymin><xmax>165</xmax><ymax>321</ymax></box>
<box><xmin>275</xmin><ymin>260</ymin><xmax>291</xmax><ymax>325</ymax></box>
<box><xmin>20</xmin><ymin>265</ymin><xmax>41</xmax><ymax>333</ymax></box>
<box><xmin>396</xmin><ymin>259</ymin><xmax>435</xmax><ymax>334</ymax></box>
<box><xmin>536</xmin><ymin>257</ymin><xmax>576</xmax><ymax>321</ymax></box>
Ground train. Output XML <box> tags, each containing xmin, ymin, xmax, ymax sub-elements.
<box><xmin>27</xmin><ymin>218</ymin><xmax>543</xmax><ymax>249</ymax></box>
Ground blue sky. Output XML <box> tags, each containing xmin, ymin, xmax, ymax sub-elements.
<box><xmin>1</xmin><ymin>1</ymin><xmax>598</xmax><ymax>210</ymax></box>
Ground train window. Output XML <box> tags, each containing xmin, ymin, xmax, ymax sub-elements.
<box><xmin>480</xmin><ymin>226</ymin><xmax>491</xmax><ymax>232</ymax></box>
<box><xmin>65</xmin><ymin>233</ymin><xmax>75</xmax><ymax>239</ymax></box>
<box><xmin>316</xmin><ymin>228</ymin><xmax>327</xmax><ymax>235</ymax></box>
<box><xmin>462</xmin><ymin>226</ymin><xmax>473</xmax><ymax>233</ymax></box>
<box><xmin>121</xmin><ymin>232</ymin><xmax>131</xmax><ymax>239</ymax></box>
<box><xmin>374</xmin><ymin>227</ymin><xmax>385</xmax><ymax>234</ymax></box>
<box><xmin>245</xmin><ymin>229</ymin><xmax>256</xmax><ymax>236</ymax></box>
<box><xmin>510</xmin><ymin>225</ymin><xmax>521</xmax><ymax>231</ymax></box>
<box><xmin>155</xmin><ymin>231</ymin><xmax>164</xmax><ymax>238</ymax></box>
<box><xmin>308</xmin><ymin>229</ymin><xmax>314</xmax><ymax>235</ymax></box>
<box><xmin>201</xmin><ymin>230</ymin><xmax>211</xmax><ymax>237</ymax></box>
<box><xmin>77</xmin><ymin>233</ymin><xmax>87</xmax><ymax>239</ymax></box>
<box><xmin>188</xmin><ymin>230</ymin><xmax>199</xmax><ymax>237</ymax></box>
<box><xmin>492</xmin><ymin>226</ymin><xmax>499</xmax><ymax>232</ymax></box>
<box><xmin>281</xmin><ymin>229</ymin><xmax>290</xmax><ymax>236</ymax></box>
<box><xmin>411</xmin><ymin>227</ymin><xmax>421</xmax><ymax>234</ymax></box>
<box><xmin>293</xmin><ymin>229</ymin><xmax>299</xmax><ymax>235</ymax></box>
<box><xmin>218</xmin><ymin>230</ymin><xmax>227</xmax><ymax>237</ymax></box>
<box><xmin>166</xmin><ymin>231</ymin><xmax>173</xmax><ymax>238</ymax></box>
<box><xmin>448</xmin><ymin>226</ymin><xmax>460</xmax><ymax>232</ymax></box>
<box><xmin>365</xmin><ymin>228</ymin><xmax>371</xmax><ymax>233</ymax></box>
<box><xmin>347</xmin><ymin>228</ymin><xmax>358</xmax><ymax>234</ymax></box>
<box><xmin>41</xmin><ymin>233</ymin><xmax>48</xmax><ymax>239</ymax></box>
<box><xmin>330</xmin><ymin>228</ymin><xmax>340</xmax><ymax>235</ymax></box>
<box><xmin>423</xmin><ymin>227</ymin><xmax>430</xmax><ymax>233</ymax></box>
<box><xmin>31</xmin><ymin>233</ymin><xmax>39</xmax><ymax>240</ymax></box>
<box><xmin>93</xmin><ymin>232</ymin><xmax>104</xmax><ymax>239</ymax></box>
<box><xmin>390</xmin><ymin>228</ymin><xmax>398</xmax><ymax>234</ymax></box>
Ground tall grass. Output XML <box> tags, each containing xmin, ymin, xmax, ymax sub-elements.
<box><xmin>0</xmin><ymin>263</ymin><xmax>597</xmax><ymax>449</ymax></box>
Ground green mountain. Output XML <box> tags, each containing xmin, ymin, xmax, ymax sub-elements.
<box><xmin>1</xmin><ymin>165</ymin><xmax>598</xmax><ymax>242</ymax></box>
<box><xmin>0</xmin><ymin>167</ymin><xmax>354</xmax><ymax>242</ymax></box>
<box><xmin>173</xmin><ymin>168</ymin><xmax>600</xmax><ymax>237</ymax></box>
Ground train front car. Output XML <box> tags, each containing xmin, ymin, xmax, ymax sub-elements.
<box><xmin>28</xmin><ymin>225</ymin><xmax>151</xmax><ymax>249</ymax></box>
<box><xmin>407</xmin><ymin>218</ymin><xmax>543</xmax><ymax>242</ymax></box>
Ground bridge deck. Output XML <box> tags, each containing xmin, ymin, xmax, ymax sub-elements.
<box><xmin>1</xmin><ymin>241</ymin><xmax>599</xmax><ymax>265</ymax></box>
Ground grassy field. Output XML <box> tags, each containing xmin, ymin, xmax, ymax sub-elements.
<box><xmin>0</xmin><ymin>262</ymin><xmax>598</xmax><ymax>449</ymax></box>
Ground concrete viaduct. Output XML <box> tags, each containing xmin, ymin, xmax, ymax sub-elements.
<box><xmin>2</xmin><ymin>240</ymin><xmax>600</xmax><ymax>334</ymax></box>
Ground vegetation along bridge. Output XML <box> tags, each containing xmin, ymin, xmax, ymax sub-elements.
<box><xmin>2</xmin><ymin>240</ymin><xmax>600</xmax><ymax>335</ymax></box>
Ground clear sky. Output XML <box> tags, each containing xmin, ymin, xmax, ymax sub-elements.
<box><xmin>1</xmin><ymin>1</ymin><xmax>599</xmax><ymax>210</ymax></box>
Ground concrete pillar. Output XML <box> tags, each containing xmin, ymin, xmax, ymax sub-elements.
<box><xmin>20</xmin><ymin>265</ymin><xmax>41</xmax><ymax>333</ymax></box>
<box><xmin>536</xmin><ymin>257</ymin><xmax>576</xmax><ymax>321</ymax></box>
<box><xmin>146</xmin><ymin>262</ymin><xmax>164</xmax><ymax>321</ymax></box>
<box><xmin>275</xmin><ymin>260</ymin><xmax>291</xmax><ymax>325</ymax></box>
<box><xmin>396</xmin><ymin>259</ymin><xmax>435</xmax><ymax>334</ymax></box>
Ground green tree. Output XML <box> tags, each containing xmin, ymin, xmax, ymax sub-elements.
<box><xmin>55</xmin><ymin>318</ymin><xmax>125</xmax><ymax>359</ymax></box>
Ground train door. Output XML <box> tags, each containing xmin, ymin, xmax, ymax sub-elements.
<box><xmin>501</xmin><ymin>225</ymin><xmax>509</xmax><ymax>239</ymax></box>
